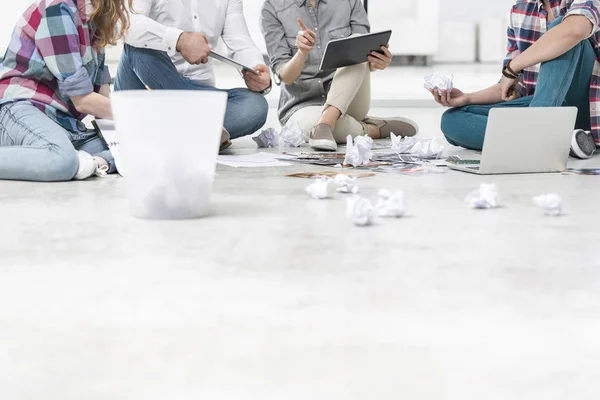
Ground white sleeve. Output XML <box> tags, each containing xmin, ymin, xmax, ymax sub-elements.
<box><xmin>124</xmin><ymin>0</ymin><xmax>184</xmax><ymax>56</ymax></box>
<box><xmin>221</xmin><ymin>0</ymin><xmax>265</xmax><ymax>67</ymax></box>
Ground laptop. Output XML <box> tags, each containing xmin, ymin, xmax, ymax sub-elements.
<box><xmin>319</xmin><ymin>30</ymin><xmax>392</xmax><ymax>71</ymax></box>
<box><xmin>447</xmin><ymin>107</ymin><xmax>577</xmax><ymax>175</ymax></box>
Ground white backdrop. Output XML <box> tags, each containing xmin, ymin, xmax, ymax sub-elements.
<box><xmin>1</xmin><ymin>1</ymin><xmax>518</xmax><ymax>61</ymax></box>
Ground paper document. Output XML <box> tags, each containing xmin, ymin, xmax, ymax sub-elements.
<box><xmin>216</xmin><ymin>152</ymin><xmax>293</xmax><ymax>168</ymax></box>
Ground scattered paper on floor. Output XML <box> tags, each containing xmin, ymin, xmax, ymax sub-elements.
<box><xmin>333</xmin><ymin>174</ymin><xmax>359</xmax><ymax>194</ymax></box>
<box><xmin>533</xmin><ymin>194</ymin><xmax>562</xmax><ymax>216</ymax></box>
<box><xmin>253</xmin><ymin>128</ymin><xmax>279</xmax><ymax>148</ymax></box>
<box><xmin>376</xmin><ymin>189</ymin><xmax>405</xmax><ymax>218</ymax></box>
<box><xmin>347</xmin><ymin>196</ymin><xmax>375</xmax><ymax>226</ymax></box>
<box><xmin>280</xmin><ymin>121</ymin><xmax>304</xmax><ymax>148</ymax></box>
<box><xmin>391</xmin><ymin>133</ymin><xmax>418</xmax><ymax>154</ymax></box>
<box><xmin>410</xmin><ymin>137</ymin><xmax>444</xmax><ymax>159</ymax></box>
<box><xmin>466</xmin><ymin>183</ymin><xmax>500</xmax><ymax>209</ymax></box>
<box><xmin>306</xmin><ymin>177</ymin><xmax>331</xmax><ymax>200</ymax></box>
<box><xmin>344</xmin><ymin>135</ymin><xmax>374</xmax><ymax>167</ymax></box>
<box><xmin>216</xmin><ymin>152</ymin><xmax>293</xmax><ymax>168</ymax></box>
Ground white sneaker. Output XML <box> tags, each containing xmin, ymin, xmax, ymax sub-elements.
<box><xmin>570</xmin><ymin>129</ymin><xmax>596</xmax><ymax>159</ymax></box>
<box><xmin>74</xmin><ymin>150</ymin><xmax>109</xmax><ymax>180</ymax></box>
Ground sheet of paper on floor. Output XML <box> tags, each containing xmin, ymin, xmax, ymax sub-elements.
<box><xmin>216</xmin><ymin>152</ymin><xmax>293</xmax><ymax>168</ymax></box>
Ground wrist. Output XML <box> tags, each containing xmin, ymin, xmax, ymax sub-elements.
<box><xmin>505</xmin><ymin>59</ymin><xmax>523</xmax><ymax>77</ymax></box>
<box><xmin>463</xmin><ymin>93</ymin><xmax>473</xmax><ymax>106</ymax></box>
<box><xmin>176</xmin><ymin>32</ymin><xmax>187</xmax><ymax>52</ymax></box>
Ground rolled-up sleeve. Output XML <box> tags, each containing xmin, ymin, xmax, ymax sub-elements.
<box><xmin>260</xmin><ymin>1</ymin><xmax>291</xmax><ymax>80</ymax></box>
<box><xmin>349</xmin><ymin>0</ymin><xmax>370</xmax><ymax>35</ymax></box>
<box><xmin>126</xmin><ymin>0</ymin><xmax>183</xmax><ymax>56</ymax></box>
<box><xmin>34</xmin><ymin>3</ymin><xmax>94</xmax><ymax>98</ymax></box>
<box><xmin>565</xmin><ymin>0</ymin><xmax>600</xmax><ymax>38</ymax></box>
<box><xmin>503</xmin><ymin>10</ymin><xmax>530</xmax><ymax>96</ymax></box>
<box><xmin>222</xmin><ymin>0</ymin><xmax>265</xmax><ymax>68</ymax></box>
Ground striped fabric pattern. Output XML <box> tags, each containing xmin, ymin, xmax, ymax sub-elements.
<box><xmin>504</xmin><ymin>0</ymin><xmax>600</xmax><ymax>144</ymax></box>
<box><xmin>0</xmin><ymin>0</ymin><xmax>108</xmax><ymax>133</ymax></box>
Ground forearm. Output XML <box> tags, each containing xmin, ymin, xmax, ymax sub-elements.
<box><xmin>71</xmin><ymin>92</ymin><xmax>113</xmax><ymax>120</ymax></box>
<box><xmin>222</xmin><ymin>0</ymin><xmax>264</xmax><ymax>68</ymax></box>
<box><xmin>126</xmin><ymin>14</ymin><xmax>183</xmax><ymax>54</ymax></box>
<box><xmin>510</xmin><ymin>15</ymin><xmax>592</xmax><ymax>72</ymax></box>
<box><xmin>279</xmin><ymin>51</ymin><xmax>309</xmax><ymax>85</ymax></box>
<box><xmin>466</xmin><ymin>83</ymin><xmax>504</xmax><ymax>105</ymax></box>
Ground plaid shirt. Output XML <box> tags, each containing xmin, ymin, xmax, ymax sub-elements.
<box><xmin>0</xmin><ymin>0</ymin><xmax>110</xmax><ymax>133</ymax></box>
<box><xmin>505</xmin><ymin>0</ymin><xmax>600</xmax><ymax>144</ymax></box>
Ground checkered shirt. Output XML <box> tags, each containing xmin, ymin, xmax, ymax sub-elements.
<box><xmin>0</xmin><ymin>0</ymin><xmax>110</xmax><ymax>133</ymax></box>
<box><xmin>505</xmin><ymin>0</ymin><xmax>600</xmax><ymax>144</ymax></box>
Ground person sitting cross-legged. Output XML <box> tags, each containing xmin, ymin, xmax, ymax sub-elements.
<box><xmin>434</xmin><ymin>0</ymin><xmax>600</xmax><ymax>160</ymax></box>
<box><xmin>0</xmin><ymin>0</ymin><xmax>132</xmax><ymax>182</ymax></box>
<box><xmin>114</xmin><ymin>0</ymin><xmax>271</xmax><ymax>151</ymax></box>
<box><xmin>260</xmin><ymin>0</ymin><xmax>419</xmax><ymax>152</ymax></box>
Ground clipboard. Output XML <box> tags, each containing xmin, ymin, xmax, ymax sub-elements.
<box><xmin>209</xmin><ymin>51</ymin><xmax>260</xmax><ymax>75</ymax></box>
<box><xmin>319</xmin><ymin>30</ymin><xmax>392</xmax><ymax>71</ymax></box>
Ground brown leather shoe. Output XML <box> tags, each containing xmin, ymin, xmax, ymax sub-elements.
<box><xmin>309</xmin><ymin>123</ymin><xmax>337</xmax><ymax>151</ymax></box>
<box><xmin>220</xmin><ymin>128</ymin><xmax>232</xmax><ymax>153</ymax></box>
<box><xmin>363</xmin><ymin>117</ymin><xmax>419</xmax><ymax>138</ymax></box>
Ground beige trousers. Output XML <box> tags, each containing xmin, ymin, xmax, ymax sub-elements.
<box><xmin>287</xmin><ymin>62</ymin><xmax>371</xmax><ymax>144</ymax></box>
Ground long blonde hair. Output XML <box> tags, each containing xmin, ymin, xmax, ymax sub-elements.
<box><xmin>90</xmin><ymin>0</ymin><xmax>133</xmax><ymax>48</ymax></box>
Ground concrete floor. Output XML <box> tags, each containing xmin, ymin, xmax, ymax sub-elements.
<box><xmin>1</xmin><ymin>107</ymin><xmax>600</xmax><ymax>399</ymax></box>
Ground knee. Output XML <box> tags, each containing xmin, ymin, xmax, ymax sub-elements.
<box><xmin>244</xmin><ymin>91</ymin><xmax>268</xmax><ymax>124</ymax></box>
<box><xmin>440</xmin><ymin>108</ymin><xmax>462</xmax><ymax>145</ymax></box>
<box><xmin>335</xmin><ymin>62</ymin><xmax>368</xmax><ymax>77</ymax></box>
<box><xmin>256</xmin><ymin>93</ymin><xmax>269</xmax><ymax>116</ymax></box>
<box><xmin>122</xmin><ymin>44</ymin><xmax>170</xmax><ymax>65</ymax></box>
<box><xmin>440</xmin><ymin>108</ymin><xmax>458</xmax><ymax>133</ymax></box>
<box><xmin>40</xmin><ymin>147</ymin><xmax>79</xmax><ymax>182</ymax></box>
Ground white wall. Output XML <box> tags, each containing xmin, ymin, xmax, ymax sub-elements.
<box><xmin>0</xmin><ymin>1</ymin><xmax>34</xmax><ymax>55</ymax></box>
<box><xmin>441</xmin><ymin>0</ymin><xmax>514</xmax><ymax>22</ymax></box>
<box><xmin>2</xmin><ymin>0</ymin><xmax>518</xmax><ymax>62</ymax></box>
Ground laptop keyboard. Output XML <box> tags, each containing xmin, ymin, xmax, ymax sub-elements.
<box><xmin>447</xmin><ymin>158</ymin><xmax>481</xmax><ymax>165</ymax></box>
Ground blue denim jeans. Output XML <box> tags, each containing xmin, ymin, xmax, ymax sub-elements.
<box><xmin>114</xmin><ymin>45</ymin><xmax>268</xmax><ymax>140</ymax></box>
<box><xmin>0</xmin><ymin>101</ymin><xmax>115</xmax><ymax>182</ymax></box>
<box><xmin>441</xmin><ymin>16</ymin><xmax>596</xmax><ymax>150</ymax></box>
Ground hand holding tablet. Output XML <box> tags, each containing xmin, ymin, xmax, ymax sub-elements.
<box><xmin>319</xmin><ymin>30</ymin><xmax>393</xmax><ymax>71</ymax></box>
<box><xmin>209</xmin><ymin>51</ymin><xmax>260</xmax><ymax>76</ymax></box>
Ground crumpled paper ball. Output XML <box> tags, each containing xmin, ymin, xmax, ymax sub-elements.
<box><xmin>533</xmin><ymin>193</ymin><xmax>562</xmax><ymax>216</ymax></box>
<box><xmin>280</xmin><ymin>121</ymin><xmax>304</xmax><ymax>148</ymax></box>
<box><xmin>391</xmin><ymin>133</ymin><xmax>418</xmax><ymax>154</ymax></box>
<box><xmin>305</xmin><ymin>177</ymin><xmax>331</xmax><ymax>200</ymax></box>
<box><xmin>424</xmin><ymin>73</ymin><xmax>454</xmax><ymax>94</ymax></box>
<box><xmin>411</xmin><ymin>137</ymin><xmax>444</xmax><ymax>159</ymax></box>
<box><xmin>253</xmin><ymin>128</ymin><xmax>279</xmax><ymax>148</ymax></box>
<box><xmin>376</xmin><ymin>189</ymin><xmax>405</xmax><ymax>218</ymax></box>
<box><xmin>344</xmin><ymin>135</ymin><xmax>374</xmax><ymax>167</ymax></box>
<box><xmin>346</xmin><ymin>196</ymin><xmax>375</xmax><ymax>226</ymax></box>
<box><xmin>333</xmin><ymin>174</ymin><xmax>359</xmax><ymax>194</ymax></box>
<box><xmin>465</xmin><ymin>183</ymin><xmax>500</xmax><ymax>209</ymax></box>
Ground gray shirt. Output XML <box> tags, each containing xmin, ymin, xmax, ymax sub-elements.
<box><xmin>260</xmin><ymin>0</ymin><xmax>370</xmax><ymax>124</ymax></box>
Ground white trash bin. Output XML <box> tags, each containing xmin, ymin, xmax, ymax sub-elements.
<box><xmin>111</xmin><ymin>90</ymin><xmax>227</xmax><ymax>219</ymax></box>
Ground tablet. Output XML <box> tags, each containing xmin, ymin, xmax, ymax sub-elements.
<box><xmin>209</xmin><ymin>51</ymin><xmax>260</xmax><ymax>75</ymax></box>
<box><xmin>319</xmin><ymin>30</ymin><xmax>392</xmax><ymax>71</ymax></box>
